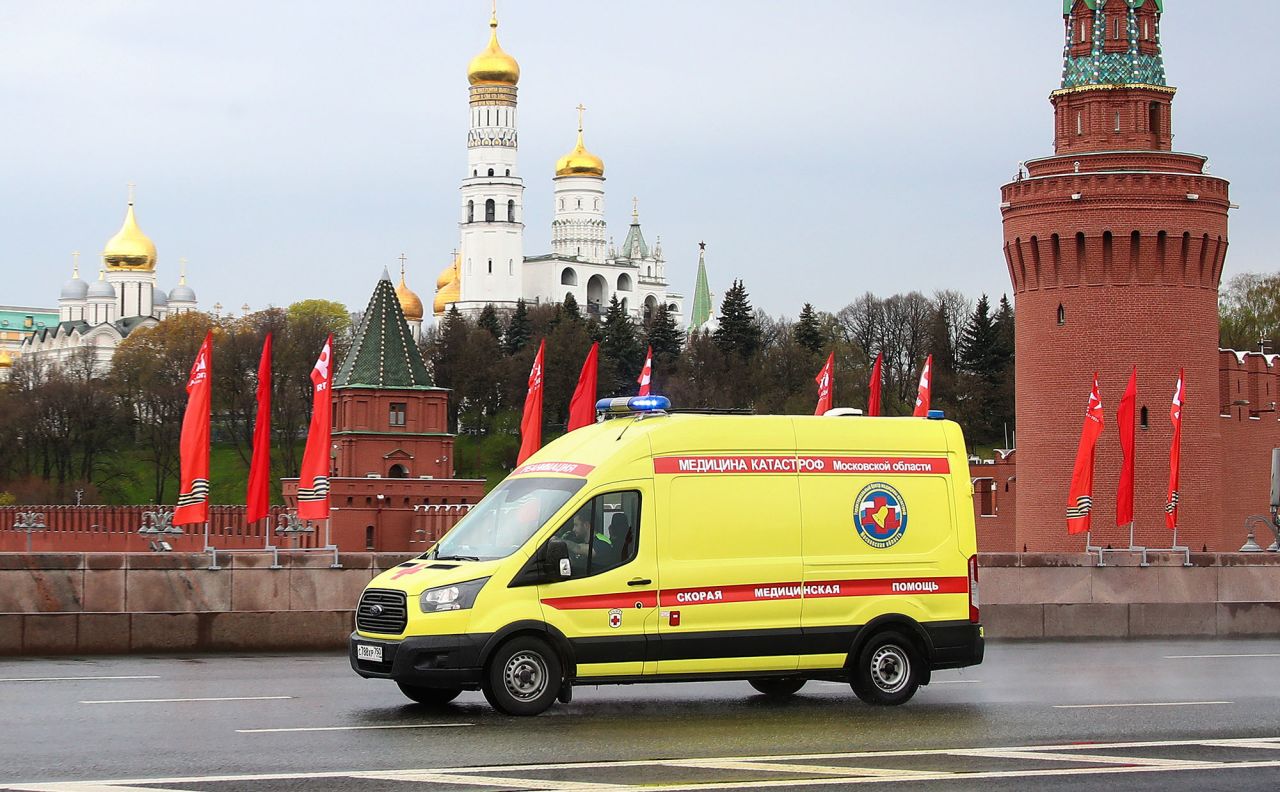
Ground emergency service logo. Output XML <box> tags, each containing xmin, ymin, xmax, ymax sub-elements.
<box><xmin>855</xmin><ymin>482</ymin><xmax>907</xmax><ymax>549</ymax></box>
<box><xmin>608</xmin><ymin>608</ymin><xmax>623</xmax><ymax>629</ymax></box>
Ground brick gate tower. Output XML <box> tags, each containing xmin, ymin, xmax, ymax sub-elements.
<box><xmin>1000</xmin><ymin>0</ymin><xmax>1231</xmax><ymax>552</ymax></box>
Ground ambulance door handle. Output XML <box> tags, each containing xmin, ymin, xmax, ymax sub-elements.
<box><xmin>627</xmin><ymin>578</ymin><xmax>651</xmax><ymax>586</ymax></box>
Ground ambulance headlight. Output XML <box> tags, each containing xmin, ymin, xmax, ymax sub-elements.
<box><xmin>419</xmin><ymin>577</ymin><xmax>488</xmax><ymax>613</ymax></box>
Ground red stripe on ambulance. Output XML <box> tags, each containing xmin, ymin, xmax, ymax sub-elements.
<box><xmin>652</xmin><ymin>456</ymin><xmax>949</xmax><ymax>475</ymax></box>
<box><xmin>541</xmin><ymin>591</ymin><xmax>657</xmax><ymax>610</ymax></box>
<box><xmin>660</xmin><ymin>576</ymin><xmax>967</xmax><ymax>605</ymax></box>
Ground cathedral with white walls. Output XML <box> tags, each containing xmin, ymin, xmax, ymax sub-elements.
<box><xmin>21</xmin><ymin>196</ymin><xmax>199</xmax><ymax>372</ymax></box>
<box><xmin>414</xmin><ymin>10</ymin><xmax>687</xmax><ymax>326</ymax></box>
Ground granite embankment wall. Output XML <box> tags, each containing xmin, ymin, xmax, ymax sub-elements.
<box><xmin>1</xmin><ymin>552</ymin><xmax>1278</xmax><ymax>655</ymax></box>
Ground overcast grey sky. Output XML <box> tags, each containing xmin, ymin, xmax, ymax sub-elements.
<box><xmin>4</xmin><ymin>1</ymin><xmax>1277</xmax><ymax>320</ymax></box>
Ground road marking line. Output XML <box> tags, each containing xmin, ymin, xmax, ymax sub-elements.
<box><xmin>0</xmin><ymin>676</ymin><xmax>161</xmax><ymax>683</ymax></box>
<box><xmin>16</xmin><ymin>737</ymin><xmax>1280</xmax><ymax>789</ymax></box>
<box><xmin>930</xmin><ymin>679</ymin><xmax>981</xmax><ymax>684</ymax></box>
<box><xmin>362</xmin><ymin>772</ymin><xmax>619</xmax><ymax>789</ymax></box>
<box><xmin>1205</xmin><ymin>740</ymin><xmax>1280</xmax><ymax>750</ymax></box>
<box><xmin>1052</xmin><ymin>701</ymin><xmax>1232</xmax><ymax>709</ymax></box>
<box><xmin>959</xmin><ymin>750</ymin><xmax>1204</xmax><ymax>767</ymax></box>
<box><xmin>1164</xmin><ymin>653</ymin><xmax>1280</xmax><ymax>659</ymax></box>
<box><xmin>6</xmin><ymin>786</ymin><xmax>192</xmax><ymax>792</ymax></box>
<box><xmin>80</xmin><ymin>696</ymin><xmax>292</xmax><ymax>705</ymax></box>
<box><xmin>237</xmin><ymin>723</ymin><xmax>473</xmax><ymax>733</ymax></box>
<box><xmin>671</xmin><ymin>760</ymin><xmax>938</xmax><ymax>777</ymax></box>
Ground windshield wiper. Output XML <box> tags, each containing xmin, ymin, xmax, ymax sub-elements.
<box><xmin>435</xmin><ymin>554</ymin><xmax>481</xmax><ymax>562</ymax></box>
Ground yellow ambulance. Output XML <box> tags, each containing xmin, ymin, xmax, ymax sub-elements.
<box><xmin>350</xmin><ymin>396</ymin><xmax>983</xmax><ymax>715</ymax></box>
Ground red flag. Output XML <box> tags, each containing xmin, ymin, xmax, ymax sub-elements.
<box><xmin>246</xmin><ymin>333</ymin><xmax>273</xmax><ymax>524</ymax></box>
<box><xmin>1115</xmin><ymin>367</ymin><xmax>1137</xmax><ymax>527</ymax></box>
<box><xmin>1066</xmin><ymin>374</ymin><xmax>1105</xmax><ymax>535</ymax></box>
<box><xmin>814</xmin><ymin>352</ymin><xmax>834</xmax><ymax>415</ymax></box>
<box><xmin>567</xmin><ymin>342</ymin><xmax>599</xmax><ymax>432</ymax></box>
<box><xmin>637</xmin><ymin>345</ymin><xmax>653</xmax><ymax>396</ymax></box>
<box><xmin>173</xmin><ymin>331</ymin><xmax>213</xmax><ymax>526</ymax></box>
<box><xmin>1166</xmin><ymin>368</ymin><xmax>1184</xmax><ymax>530</ymax></box>
<box><xmin>867</xmin><ymin>353</ymin><xmax>883</xmax><ymax>417</ymax></box>
<box><xmin>912</xmin><ymin>355</ymin><xmax>933</xmax><ymax>417</ymax></box>
<box><xmin>297</xmin><ymin>334</ymin><xmax>334</xmax><ymax>521</ymax></box>
<box><xmin>517</xmin><ymin>340</ymin><xmax>546</xmax><ymax>465</ymax></box>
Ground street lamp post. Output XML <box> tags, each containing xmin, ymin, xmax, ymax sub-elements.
<box><xmin>14</xmin><ymin>511</ymin><xmax>47</xmax><ymax>553</ymax></box>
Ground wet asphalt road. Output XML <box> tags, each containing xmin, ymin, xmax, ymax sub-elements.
<box><xmin>1</xmin><ymin>638</ymin><xmax>1279</xmax><ymax>790</ymax></box>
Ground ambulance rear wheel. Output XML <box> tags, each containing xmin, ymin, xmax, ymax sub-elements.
<box><xmin>396</xmin><ymin>682</ymin><xmax>461</xmax><ymax>706</ymax></box>
<box><xmin>482</xmin><ymin>635</ymin><xmax>562</xmax><ymax>716</ymax></box>
<box><xmin>851</xmin><ymin>631</ymin><xmax>920</xmax><ymax>706</ymax></box>
<box><xmin>749</xmin><ymin>677</ymin><xmax>807</xmax><ymax>697</ymax></box>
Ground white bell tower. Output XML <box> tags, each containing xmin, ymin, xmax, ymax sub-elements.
<box><xmin>456</xmin><ymin>8</ymin><xmax>524</xmax><ymax>313</ymax></box>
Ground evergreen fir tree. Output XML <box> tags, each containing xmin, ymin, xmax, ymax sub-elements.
<box><xmin>477</xmin><ymin>303</ymin><xmax>502</xmax><ymax>341</ymax></box>
<box><xmin>645</xmin><ymin>303</ymin><xmax>683</xmax><ymax>388</ymax></box>
<box><xmin>794</xmin><ymin>303</ymin><xmax>825</xmax><ymax>355</ymax></box>
<box><xmin>503</xmin><ymin>299</ymin><xmax>531</xmax><ymax>355</ymax></box>
<box><xmin>561</xmin><ymin>292</ymin><xmax>582</xmax><ymax>323</ymax></box>
<box><xmin>599</xmin><ymin>295</ymin><xmax>643</xmax><ymax>396</ymax></box>
<box><xmin>992</xmin><ymin>295</ymin><xmax>1016</xmax><ymax>446</ymax></box>
<box><xmin>925</xmin><ymin>303</ymin><xmax>957</xmax><ymax>413</ymax></box>
<box><xmin>713</xmin><ymin>279</ymin><xmax>762</xmax><ymax>361</ymax></box>
<box><xmin>430</xmin><ymin>305</ymin><xmax>469</xmax><ymax>431</ymax></box>
<box><xmin>959</xmin><ymin>294</ymin><xmax>997</xmax><ymax>375</ymax></box>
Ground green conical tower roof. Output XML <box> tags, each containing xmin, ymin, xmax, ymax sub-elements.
<box><xmin>689</xmin><ymin>242</ymin><xmax>713</xmax><ymax>331</ymax></box>
<box><xmin>335</xmin><ymin>268</ymin><xmax>433</xmax><ymax>389</ymax></box>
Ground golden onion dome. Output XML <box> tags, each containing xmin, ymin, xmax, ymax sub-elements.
<box><xmin>433</xmin><ymin>254</ymin><xmax>461</xmax><ymax>316</ymax></box>
<box><xmin>0</xmin><ymin>350</ymin><xmax>12</xmax><ymax>369</ymax></box>
<box><xmin>103</xmin><ymin>202</ymin><xmax>157</xmax><ymax>272</ymax></box>
<box><xmin>396</xmin><ymin>269</ymin><xmax>424</xmax><ymax>322</ymax></box>
<box><xmin>555</xmin><ymin>129</ymin><xmax>605</xmax><ymax>178</ymax></box>
<box><xmin>467</xmin><ymin>13</ymin><xmax>519</xmax><ymax>86</ymax></box>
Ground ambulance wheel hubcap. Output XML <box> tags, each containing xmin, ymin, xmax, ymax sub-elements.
<box><xmin>869</xmin><ymin>646</ymin><xmax>909</xmax><ymax>693</ymax></box>
<box><xmin>504</xmin><ymin>651</ymin><xmax>548</xmax><ymax>701</ymax></box>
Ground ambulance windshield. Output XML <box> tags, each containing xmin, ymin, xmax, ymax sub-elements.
<box><xmin>431</xmin><ymin>477</ymin><xmax>586</xmax><ymax>561</ymax></box>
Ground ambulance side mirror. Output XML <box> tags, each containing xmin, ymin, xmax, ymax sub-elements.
<box><xmin>544</xmin><ymin>539</ymin><xmax>572</xmax><ymax>580</ymax></box>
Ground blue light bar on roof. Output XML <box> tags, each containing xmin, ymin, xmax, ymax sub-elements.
<box><xmin>926</xmin><ymin>409</ymin><xmax>945</xmax><ymax>420</ymax></box>
<box><xmin>596</xmin><ymin>395</ymin><xmax>672</xmax><ymax>415</ymax></box>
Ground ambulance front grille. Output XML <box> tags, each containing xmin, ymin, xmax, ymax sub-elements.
<box><xmin>356</xmin><ymin>589</ymin><xmax>408</xmax><ymax>634</ymax></box>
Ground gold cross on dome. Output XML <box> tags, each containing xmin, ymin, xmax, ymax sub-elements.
<box><xmin>398</xmin><ymin>252</ymin><xmax>408</xmax><ymax>278</ymax></box>
<box><xmin>576</xmin><ymin>103</ymin><xmax>586</xmax><ymax>132</ymax></box>
<box><xmin>632</xmin><ymin>196</ymin><xmax>639</xmax><ymax>222</ymax></box>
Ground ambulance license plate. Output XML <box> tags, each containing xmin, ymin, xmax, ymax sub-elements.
<box><xmin>357</xmin><ymin>644</ymin><xmax>383</xmax><ymax>663</ymax></box>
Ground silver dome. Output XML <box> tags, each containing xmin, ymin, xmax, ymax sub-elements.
<box><xmin>60</xmin><ymin>277</ymin><xmax>88</xmax><ymax>300</ymax></box>
<box><xmin>169</xmin><ymin>283</ymin><xmax>197</xmax><ymax>304</ymax></box>
<box><xmin>87</xmin><ymin>279</ymin><xmax>117</xmax><ymax>300</ymax></box>
<box><xmin>152</xmin><ymin>289</ymin><xmax>168</xmax><ymax>307</ymax></box>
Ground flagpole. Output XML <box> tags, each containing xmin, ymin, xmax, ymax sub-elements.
<box><xmin>204</xmin><ymin>520</ymin><xmax>220</xmax><ymax>570</ymax></box>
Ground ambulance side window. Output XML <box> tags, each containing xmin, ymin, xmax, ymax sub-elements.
<box><xmin>547</xmin><ymin>491</ymin><xmax>641</xmax><ymax>579</ymax></box>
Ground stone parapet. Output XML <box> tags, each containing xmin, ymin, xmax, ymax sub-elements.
<box><xmin>3</xmin><ymin>552</ymin><xmax>1278</xmax><ymax>655</ymax></box>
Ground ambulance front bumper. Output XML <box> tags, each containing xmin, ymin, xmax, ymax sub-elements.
<box><xmin>349</xmin><ymin>631</ymin><xmax>491</xmax><ymax>689</ymax></box>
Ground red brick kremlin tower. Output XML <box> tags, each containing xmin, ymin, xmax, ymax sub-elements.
<box><xmin>1001</xmin><ymin>0</ymin><xmax>1230</xmax><ymax>552</ymax></box>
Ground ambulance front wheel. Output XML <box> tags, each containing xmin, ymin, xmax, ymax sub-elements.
<box><xmin>397</xmin><ymin>682</ymin><xmax>461</xmax><ymax>707</ymax></box>
<box><xmin>482</xmin><ymin>635</ymin><xmax>563</xmax><ymax>716</ymax></box>
<box><xmin>850</xmin><ymin>631</ymin><xmax>920</xmax><ymax>706</ymax></box>
<box><xmin>749</xmin><ymin>677</ymin><xmax>807</xmax><ymax>697</ymax></box>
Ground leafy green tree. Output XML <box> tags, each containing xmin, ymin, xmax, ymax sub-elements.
<box><xmin>504</xmin><ymin>299</ymin><xmax>532</xmax><ymax>355</ymax></box>
<box><xmin>1220</xmin><ymin>273</ymin><xmax>1280</xmax><ymax>351</ymax></box>
<box><xmin>714</xmin><ymin>279</ymin><xmax>762</xmax><ymax>361</ymax></box>
<box><xmin>795</xmin><ymin>303</ymin><xmax>825</xmax><ymax>355</ymax></box>
<box><xmin>477</xmin><ymin>303</ymin><xmax>503</xmax><ymax>341</ymax></box>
